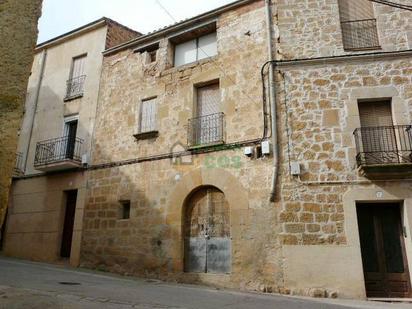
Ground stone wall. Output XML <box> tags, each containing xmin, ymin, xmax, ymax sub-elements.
<box><xmin>0</xmin><ymin>0</ymin><xmax>42</xmax><ymax>237</ymax></box>
<box><xmin>82</xmin><ymin>1</ymin><xmax>286</xmax><ymax>291</ymax></box>
<box><xmin>277</xmin><ymin>0</ymin><xmax>412</xmax><ymax>59</ymax></box>
<box><xmin>277</xmin><ymin>57</ymin><xmax>412</xmax><ymax>244</ymax></box>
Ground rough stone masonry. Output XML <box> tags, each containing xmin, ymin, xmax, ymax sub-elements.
<box><xmin>0</xmin><ymin>0</ymin><xmax>42</xmax><ymax>236</ymax></box>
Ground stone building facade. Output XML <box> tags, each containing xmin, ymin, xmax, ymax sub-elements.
<box><xmin>3</xmin><ymin>18</ymin><xmax>140</xmax><ymax>266</ymax></box>
<box><xmin>0</xmin><ymin>0</ymin><xmax>42</xmax><ymax>244</ymax></box>
<box><xmin>4</xmin><ymin>0</ymin><xmax>412</xmax><ymax>301</ymax></box>
<box><xmin>80</xmin><ymin>0</ymin><xmax>412</xmax><ymax>299</ymax></box>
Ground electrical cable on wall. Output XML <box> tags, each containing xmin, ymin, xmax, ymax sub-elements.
<box><xmin>368</xmin><ymin>0</ymin><xmax>412</xmax><ymax>11</ymax></box>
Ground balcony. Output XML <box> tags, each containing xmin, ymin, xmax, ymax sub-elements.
<box><xmin>34</xmin><ymin>136</ymin><xmax>84</xmax><ymax>172</ymax></box>
<box><xmin>187</xmin><ymin>112</ymin><xmax>225</xmax><ymax>149</ymax></box>
<box><xmin>64</xmin><ymin>75</ymin><xmax>86</xmax><ymax>101</ymax></box>
<box><xmin>13</xmin><ymin>152</ymin><xmax>24</xmax><ymax>176</ymax></box>
<box><xmin>341</xmin><ymin>19</ymin><xmax>380</xmax><ymax>51</ymax></box>
<box><xmin>354</xmin><ymin>125</ymin><xmax>412</xmax><ymax>179</ymax></box>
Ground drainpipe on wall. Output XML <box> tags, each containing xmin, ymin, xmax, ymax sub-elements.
<box><xmin>23</xmin><ymin>49</ymin><xmax>47</xmax><ymax>173</ymax></box>
<box><xmin>265</xmin><ymin>0</ymin><xmax>279</xmax><ymax>202</ymax></box>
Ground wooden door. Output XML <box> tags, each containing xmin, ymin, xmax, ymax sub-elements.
<box><xmin>184</xmin><ymin>187</ymin><xmax>230</xmax><ymax>273</ymax></box>
<box><xmin>358</xmin><ymin>101</ymin><xmax>398</xmax><ymax>164</ymax></box>
<box><xmin>60</xmin><ymin>190</ymin><xmax>77</xmax><ymax>258</ymax></box>
<box><xmin>357</xmin><ymin>204</ymin><xmax>412</xmax><ymax>298</ymax></box>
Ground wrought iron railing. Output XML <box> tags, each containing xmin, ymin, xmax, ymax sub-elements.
<box><xmin>65</xmin><ymin>75</ymin><xmax>86</xmax><ymax>99</ymax></box>
<box><xmin>354</xmin><ymin>125</ymin><xmax>412</xmax><ymax>166</ymax></box>
<box><xmin>187</xmin><ymin>112</ymin><xmax>225</xmax><ymax>148</ymax></box>
<box><xmin>14</xmin><ymin>152</ymin><xmax>24</xmax><ymax>175</ymax></box>
<box><xmin>34</xmin><ymin>136</ymin><xmax>83</xmax><ymax>167</ymax></box>
<box><xmin>341</xmin><ymin>19</ymin><xmax>380</xmax><ymax>50</ymax></box>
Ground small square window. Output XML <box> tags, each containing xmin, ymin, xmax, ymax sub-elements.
<box><xmin>119</xmin><ymin>200</ymin><xmax>130</xmax><ymax>220</ymax></box>
<box><xmin>149</xmin><ymin>50</ymin><xmax>157</xmax><ymax>62</ymax></box>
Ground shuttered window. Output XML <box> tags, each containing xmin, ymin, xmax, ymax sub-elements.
<box><xmin>359</xmin><ymin>101</ymin><xmax>393</xmax><ymax>128</ymax></box>
<box><xmin>71</xmin><ymin>55</ymin><xmax>86</xmax><ymax>79</ymax></box>
<box><xmin>197</xmin><ymin>83</ymin><xmax>220</xmax><ymax>117</ymax></box>
<box><xmin>174</xmin><ymin>32</ymin><xmax>217</xmax><ymax>67</ymax></box>
<box><xmin>139</xmin><ymin>98</ymin><xmax>157</xmax><ymax>133</ymax></box>
<box><xmin>338</xmin><ymin>0</ymin><xmax>379</xmax><ymax>50</ymax></box>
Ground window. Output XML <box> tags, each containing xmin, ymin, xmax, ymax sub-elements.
<box><xmin>174</xmin><ymin>32</ymin><xmax>217</xmax><ymax>67</ymax></box>
<box><xmin>188</xmin><ymin>82</ymin><xmax>224</xmax><ymax>147</ymax></box>
<box><xmin>66</xmin><ymin>54</ymin><xmax>87</xmax><ymax>99</ymax></box>
<box><xmin>63</xmin><ymin>115</ymin><xmax>79</xmax><ymax>160</ymax></box>
<box><xmin>135</xmin><ymin>43</ymin><xmax>159</xmax><ymax>64</ymax></box>
<box><xmin>136</xmin><ymin>97</ymin><xmax>157</xmax><ymax>138</ymax></box>
<box><xmin>338</xmin><ymin>0</ymin><xmax>380</xmax><ymax>50</ymax></box>
<box><xmin>119</xmin><ymin>200</ymin><xmax>131</xmax><ymax>220</ymax></box>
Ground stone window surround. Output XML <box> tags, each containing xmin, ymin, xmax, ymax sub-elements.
<box><xmin>344</xmin><ymin>86</ymin><xmax>409</xmax><ymax>168</ymax></box>
<box><xmin>342</xmin><ymin>185</ymin><xmax>412</xmax><ymax>297</ymax></box>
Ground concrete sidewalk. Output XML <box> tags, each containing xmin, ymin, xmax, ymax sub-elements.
<box><xmin>0</xmin><ymin>256</ymin><xmax>410</xmax><ymax>309</ymax></box>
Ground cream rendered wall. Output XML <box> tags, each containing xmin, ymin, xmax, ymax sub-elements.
<box><xmin>18</xmin><ymin>26</ymin><xmax>108</xmax><ymax>175</ymax></box>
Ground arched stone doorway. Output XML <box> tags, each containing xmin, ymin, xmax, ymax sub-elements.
<box><xmin>184</xmin><ymin>186</ymin><xmax>231</xmax><ymax>274</ymax></box>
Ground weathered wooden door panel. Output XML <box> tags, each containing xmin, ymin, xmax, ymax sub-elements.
<box><xmin>206</xmin><ymin>238</ymin><xmax>231</xmax><ymax>274</ymax></box>
<box><xmin>185</xmin><ymin>237</ymin><xmax>206</xmax><ymax>273</ymax></box>
<box><xmin>184</xmin><ymin>187</ymin><xmax>230</xmax><ymax>274</ymax></box>
<box><xmin>357</xmin><ymin>204</ymin><xmax>412</xmax><ymax>298</ymax></box>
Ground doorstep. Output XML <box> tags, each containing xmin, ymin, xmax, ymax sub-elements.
<box><xmin>368</xmin><ymin>298</ymin><xmax>412</xmax><ymax>303</ymax></box>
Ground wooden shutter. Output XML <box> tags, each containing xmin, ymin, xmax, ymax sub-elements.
<box><xmin>359</xmin><ymin>101</ymin><xmax>393</xmax><ymax>128</ymax></box>
<box><xmin>140</xmin><ymin>98</ymin><xmax>157</xmax><ymax>133</ymax></box>
<box><xmin>71</xmin><ymin>55</ymin><xmax>86</xmax><ymax>79</ymax></box>
<box><xmin>338</xmin><ymin>0</ymin><xmax>374</xmax><ymax>22</ymax></box>
<box><xmin>197</xmin><ymin>83</ymin><xmax>220</xmax><ymax>117</ymax></box>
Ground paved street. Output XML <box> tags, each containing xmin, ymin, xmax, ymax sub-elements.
<box><xmin>0</xmin><ymin>256</ymin><xmax>410</xmax><ymax>309</ymax></box>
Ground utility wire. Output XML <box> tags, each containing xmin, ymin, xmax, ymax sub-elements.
<box><xmin>368</xmin><ymin>0</ymin><xmax>412</xmax><ymax>11</ymax></box>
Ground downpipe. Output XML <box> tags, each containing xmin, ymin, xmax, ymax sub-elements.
<box><xmin>265</xmin><ymin>0</ymin><xmax>278</xmax><ymax>202</ymax></box>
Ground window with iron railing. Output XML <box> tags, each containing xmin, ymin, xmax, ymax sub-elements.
<box><xmin>65</xmin><ymin>55</ymin><xmax>87</xmax><ymax>100</ymax></box>
<box><xmin>338</xmin><ymin>0</ymin><xmax>380</xmax><ymax>51</ymax></box>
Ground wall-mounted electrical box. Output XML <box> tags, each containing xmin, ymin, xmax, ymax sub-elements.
<box><xmin>261</xmin><ymin>140</ymin><xmax>271</xmax><ymax>155</ymax></box>
<box><xmin>244</xmin><ymin>146</ymin><xmax>254</xmax><ymax>157</ymax></box>
<box><xmin>290</xmin><ymin>162</ymin><xmax>301</xmax><ymax>176</ymax></box>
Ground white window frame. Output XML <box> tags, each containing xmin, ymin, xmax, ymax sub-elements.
<box><xmin>63</xmin><ymin>115</ymin><xmax>79</xmax><ymax>137</ymax></box>
<box><xmin>174</xmin><ymin>32</ymin><xmax>217</xmax><ymax>67</ymax></box>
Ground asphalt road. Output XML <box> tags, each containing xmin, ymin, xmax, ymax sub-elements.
<box><xmin>0</xmin><ymin>256</ymin><xmax>410</xmax><ymax>309</ymax></box>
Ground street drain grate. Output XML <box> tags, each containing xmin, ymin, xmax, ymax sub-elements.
<box><xmin>58</xmin><ymin>282</ymin><xmax>81</xmax><ymax>286</ymax></box>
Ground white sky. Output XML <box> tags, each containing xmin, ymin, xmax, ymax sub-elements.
<box><xmin>38</xmin><ymin>0</ymin><xmax>236</xmax><ymax>43</ymax></box>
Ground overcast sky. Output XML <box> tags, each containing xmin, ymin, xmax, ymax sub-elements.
<box><xmin>38</xmin><ymin>0</ymin><xmax>236</xmax><ymax>43</ymax></box>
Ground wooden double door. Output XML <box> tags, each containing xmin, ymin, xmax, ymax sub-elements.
<box><xmin>357</xmin><ymin>203</ymin><xmax>412</xmax><ymax>298</ymax></box>
<box><xmin>184</xmin><ymin>187</ymin><xmax>231</xmax><ymax>274</ymax></box>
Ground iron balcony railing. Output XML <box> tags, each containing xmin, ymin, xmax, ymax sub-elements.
<box><xmin>354</xmin><ymin>125</ymin><xmax>412</xmax><ymax>166</ymax></box>
<box><xmin>14</xmin><ymin>152</ymin><xmax>24</xmax><ymax>175</ymax></box>
<box><xmin>188</xmin><ymin>112</ymin><xmax>225</xmax><ymax>148</ymax></box>
<box><xmin>341</xmin><ymin>19</ymin><xmax>380</xmax><ymax>50</ymax></box>
<box><xmin>34</xmin><ymin>136</ymin><xmax>83</xmax><ymax>167</ymax></box>
<box><xmin>65</xmin><ymin>75</ymin><xmax>86</xmax><ymax>99</ymax></box>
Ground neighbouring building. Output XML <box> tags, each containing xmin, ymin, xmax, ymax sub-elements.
<box><xmin>3</xmin><ymin>18</ymin><xmax>140</xmax><ymax>266</ymax></box>
<box><xmin>0</xmin><ymin>0</ymin><xmax>42</xmax><ymax>246</ymax></box>
<box><xmin>4</xmin><ymin>0</ymin><xmax>412</xmax><ymax>301</ymax></box>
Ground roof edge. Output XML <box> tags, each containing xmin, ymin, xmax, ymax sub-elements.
<box><xmin>35</xmin><ymin>17</ymin><xmax>141</xmax><ymax>52</ymax></box>
<box><xmin>103</xmin><ymin>0</ymin><xmax>259</xmax><ymax>56</ymax></box>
